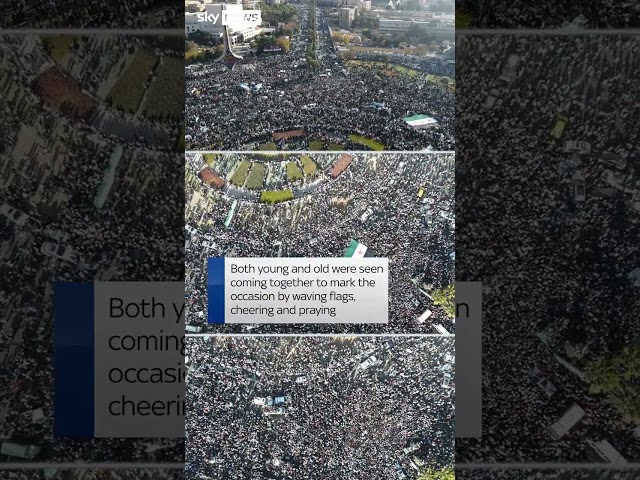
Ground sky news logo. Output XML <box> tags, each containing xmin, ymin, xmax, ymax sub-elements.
<box><xmin>196</xmin><ymin>10</ymin><xmax>261</xmax><ymax>25</ymax></box>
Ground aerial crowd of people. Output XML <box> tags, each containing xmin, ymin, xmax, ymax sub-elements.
<box><xmin>0</xmin><ymin>0</ymin><xmax>183</xmax><ymax>28</ymax></box>
<box><xmin>185</xmin><ymin>4</ymin><xmax>454</xmax><ymax>151</ymax></box>
<box><xmin>0</xmin><ymin>35</ymin><xmax>184</xmax><ymax>463</ymax></box>
<box><xmin>185</xmin><ymin>152</ymin><xmax>455</xmax><ymax>334</ymax></box>
<box><xmin>459</xmin><ymin>0</ymin><xmax>640</xmax><ymax>28</ymax></box>
<box><xmin>186</xmin><ymin>336</ymin><xmax>455</xmax><ymax>480</ymax></box>
<box><xmin>456</xmin><ymin>34</ymin><xmax>640</xmax><ymax>462</ymax></box>
<box><xmin>1</xmin><ymin>471</ymin><xmax>183</xmax><ymax>480</ymax></box>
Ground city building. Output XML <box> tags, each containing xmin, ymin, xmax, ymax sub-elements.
<box><xmin>339</xmin><ymin>7</ymin><xmax>357</xmax><ymax>29</ymax></box>
<box><xmin>185</xmin><ymin>3</ymin><xmax>261</xmax><ymax>44</ymax></box>
<box><xmin>378</xmin><ymin>18</ymin><xmax>454</xmax><ymax>38</ymax></box>
<box><xmin>185</xmin><ymin>1</ymin><xmax>201</xmax><ymax>13</ymax></box>
<box><xmin>379</xmin><ymin>18</ymin><xmax>412</xmax><ymax>33</ymax></box>
<box><xmin>336</xmin><ymin>0</ymin><xmax>371</xmax><ymax>11</ymax></box>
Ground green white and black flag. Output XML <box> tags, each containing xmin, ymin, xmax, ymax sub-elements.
<box><xmin>344</xmin><ymin>240</ymin><xmax>375</xmax><ymax>258</ymax></box>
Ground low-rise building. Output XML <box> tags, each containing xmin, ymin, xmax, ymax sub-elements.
<box><xmin>378</xmin><ymin>18</ymin><xmax>454</xmax><ymax>38</ymax></box>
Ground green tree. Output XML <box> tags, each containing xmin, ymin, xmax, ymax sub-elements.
<box><xmin>431</xmin><ymin>284</ymin><xmax>455</xmax><ymax>318</ymax></box>
<box><xmin>419</xmin><ymin>466</ymin><xmax>455</xmax><ymax>480</ymax></box>
<box><xmin>615</xmin><ymin>345</ymin><xmax>640</xmax><ymax>381</ymax></box>
<box><xmin>276</xmin><ymin>36</ymin><xmax>291</xmax><ymax>52</ymax></box>
<box><xmin>585</xmin><ymin>356</ymin><xmax>619</xmax><ymax>394</ymax></box>
<box><xmin>331</xmin><ymin>32</ymin><xmax>344</xmax><ymax>43</ymax></box>
<box><xmin>610</xmin><ymin>384</ymin><xmax>640</xmax><ymax>423</ymax></box>
<box><xmin>185</xmin><ymin>40</ymin><xmax>197</xmax><ymax>52</ymax></box>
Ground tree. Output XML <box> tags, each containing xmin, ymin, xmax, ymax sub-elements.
<box><xmin>419</xmin><ymin>466</ymin><xmax>455</xmax><ymax>480</ymax></box>
<box><xmin>331</xmin><ymin>32</ymin><xmax>344</xmax><ymax>44</ymax></box>
<box><xmin>415</xmin><ymin>44</ymin><xmax>428</xmax><ymax>55</ymax></box>
<box><xmin>615</xmin><ymin>345</ymin><xmax>640</xmax><ymax>381</ymax></box>
<box><xmin>185</xmin><ymin>40</ymin><xmax>198</xmax><ymax>52</ymax></box>
<box><xmin>188</xmin><ymin>30</ymin><xmax>217</xmax><ymax>47</ymax></box>
<box><xmin>276</xmin><ymin>37</ymin><xmax>291</xmax><ymax>52</ymax></box>
<box><xmin>431</xmin><ymin>284</ymin><xmax>455</xmax><ymax>318</ymax></box>
<box><xmin>585</xmin><ymin>356</ymin><xmax>619</xmax><ymax>394</ymax></box>
<box><xmin>610</xmin><ymin>384</ymin><xmax>640</xmax><ymax>423</ymax></box>
<box><xmin>340</xmin><ymin>50</ymin><xmax>356</xmax><ymax>60</ymax></box>
<box><xmin>456</xmin><ymin>7</ymin><xmax>473</xmax><ymax>28</ymax></box>
<box><xmin>584</xmin><ymin>345</ymin><xmax>640</xmax><ymax>423</ymax></box>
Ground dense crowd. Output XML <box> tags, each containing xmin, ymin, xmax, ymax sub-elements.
<box><xmin>0</xmin><ymin>35</ymin><xmax>183</xmax><ymax>462</ymax></box>
<box><xmin>185</xmin><ymin>152</ymin><xmax>455</xmax><ymax>334</ymax></box>
<box><xmin>456</xmin><ymin>34</ymin><xmax>640</xmax><ymax>462</ymax></box>
<box><xmin>186</xmin><ymin>336</ymin><xmax>454</xmax><ymax>479</ymax></box>
<box><xmin>1</xmin><ymin>471</ymin><xmax>183</xmax><ymax>480</ymax></box>
<box><xmin>0</xmin><ymin>0</ymin><xmax>183</xmax><ymax>28</ymax></box>
<box><xmin>185</xmin><ymin>5</ymin><xmax>454</xmax><ymax>151</ymax></box>
<box><xmin>457</xmin><ymin>470</ymin><xmax>639</xmax><ymax>480</ymax></box>
<box><xmin>460</xmin><ymin>0</ymin><xmax>640</xmax><ymax>28</ymax></box>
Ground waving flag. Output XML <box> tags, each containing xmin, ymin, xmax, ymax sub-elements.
<box><xmin>344</xmin><ymin>240</ymin><xmax>374</xmax><ymax>258</ymax></box>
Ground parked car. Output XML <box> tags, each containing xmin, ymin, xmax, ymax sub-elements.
<box><xmin>537</xmin><ymin>378</ymin><xmax>558</xmax><ymax>398</ymax></box>
<box><xmin>402</xmin><ymin>443</ymin><xmax>420</xmax><ymax>455</ymax></box>
<box><xmin>0</xmin><ymin>203</ymin><xmax>29</xmax><ymax>227</ymax></box>
<box><xmin>600</xmin><ymin>152</ymin><xmax>627</xmax><ymax>170</ymax></box>
<box><xmin>202</xmin><ymin>240</ymin><xmax>217</xmax><ymax>250</ymax></box>
<box><xmin>573</xmin><ymin>172</ymin><xmax>586</xmax><ymax>202</ymax></box>
<box><xmin>359</xmin><ymin>355</ymin><xmax>379</xmax><ymax>370</ymax></box>
<box><xmin>606</xmin><ymin>171</ymin><xmax>638</xmax><ymax>194</ymax></box>
<box><xmin>562</xmin><ymin>140</ymin><xmax>591</xmax><ymax>154</ymax></box>
<box><xmin>394</xmin><ymin>463</ymin><xmax>407</xmax><ymax>479</ymax></box>
<box><xmin>40</xmin><ymin>242</ymin><xmax>78</xmax><ymax>265</ymax></box>
<box><xmin>551</xmin><ymin>114</ymin><xmax>569</xmax><ymax>140</ymax></box>
<box><xmin>499</xmin><ymin>53</ymin><xmax>520</xmax><ymax>83</ymax></box>
<box><xmin>263</xmin><ymin>406</ymin><xmax>286</xmax><ymax>415</ymax></box>
<box><xmin>483</xmin><ymin>88</ymin><xmax>501</xmax><ymax>109</ymax></box>
<box><xmin>439</xmin><ymin>363</ymin><xmax>453</xmax><ymax>373</ymax></box>
<box><xmin>43</xmin><ymin>227</ymin><xmax>69</xmax><ymax>243</ymax></box>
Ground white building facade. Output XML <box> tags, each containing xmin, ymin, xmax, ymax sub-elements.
<box><xmin>378</xmin><ymin>18</ymin><xmax>454</xmax><ymax>38</ymax></box>
<box><xmin>185</xmin><ymin>3</ymin><xmax>261</xmax><ymax>44</ymax></box>
<box><xmin>336</xmin><ymin>0</ymin><xmax>371</xmax><ymax>10</ymax></box>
